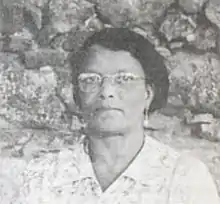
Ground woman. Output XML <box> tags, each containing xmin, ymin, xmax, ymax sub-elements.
<box><xmin>12</xmin><ymin>28</ymin><xmax>219</xmax><ymax>204</ymax></box>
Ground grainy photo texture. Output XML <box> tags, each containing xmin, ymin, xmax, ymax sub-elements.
<box><xmin>0</xmin><ymin>0</ymin><xmax>220</xmax><ymax>204</ymax></box>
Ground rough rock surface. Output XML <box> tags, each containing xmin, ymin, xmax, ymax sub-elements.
<box><xmin>0</xmin><ymin>0</ymin><xmax>220</xmax><ymax>199</ymax></box>
<box><xmin>49</xmin><ymin>0</ymin><xmax>94</xmax><ymax>32</ymax></box>
<box><xmin>178</xmin><ymin>0</ymin><xmax>207</xmax><ymax>13</ymax></box>
<box><xmin>167</xmin><ymin>51</ymin><xmax>220</xmax><ymax>117</ymax></box>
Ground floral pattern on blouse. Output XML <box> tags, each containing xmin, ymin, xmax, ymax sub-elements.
<box><xmin>11</xmin><ymin>135</ymin><xmax>220</xmax><ymax>204</ymax></box>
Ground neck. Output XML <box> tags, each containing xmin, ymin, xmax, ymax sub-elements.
<box><xmin>87</xmin><ymin>126</ymin><xmax>145</xmax><ymax>166</ymax></box>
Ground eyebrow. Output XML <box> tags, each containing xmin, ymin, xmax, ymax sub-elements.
<box><xmin>79</xmin><ymin>70</ymin><xmax>102</xmax><ymax>75</ymax></box>
<box><xmin>79</xmin><ymin>68</ymin><xmax>137</xmax><ymax>76</ymax></box>
<box><xmin>117</xmin><ymin>69</ymin><xmax>127</xmax><ymax>73</ymax></box>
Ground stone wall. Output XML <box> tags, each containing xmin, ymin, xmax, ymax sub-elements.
<box><xmin>1</xmin><ymin>0</ymin><xmax>220</xmax><ymax>196</ymax></box>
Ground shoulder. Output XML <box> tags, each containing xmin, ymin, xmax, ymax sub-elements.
<box><xmin>0</xmin><ymin>157</ymin><xmax>27</xmax><ymax>204</ymax></box>
<box><xmin>12</xmin><ymin>142</ymin><xmax>88</xmax><ymax>204</ymax></box>
<box><xmin>142</xmin><ymin>135</ymin><xmax>219</xmax><ymax>204</ymax></box>
<box><xmin>169</xmin><ymin>153</ymin><xmax>220</xmax><ymax>204</ymax></box>
<box><xmin>171</xmin><ymin>153</ymin><xmax>217</xmax><ymax>188</ymax></box>
<box><xmin>23</xmin><ymin>142</ymin><xmax>87</xmax><ymax>182</ymax></box>
<box><xmin>143</xmin><ymin>135</ymin><xmax>180</xmax><ymax>167</ymax></box>
<box><xmin>25</xmin><ymin>140</ymin><xmax>87</xmax><ymax>171</ymax></box>
<box><xmin>138</xmin><ymin>135</ymin><xmax>180</xmax><ymax>186</ymax></box>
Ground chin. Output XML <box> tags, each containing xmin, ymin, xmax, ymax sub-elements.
<box><xmin>89</xmin><ymin>119</ymin><xmax>127</xmax><ymax>135</ymax></box>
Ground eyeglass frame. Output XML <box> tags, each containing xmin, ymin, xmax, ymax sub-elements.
<box><xmin>76</xmin><ymin>72</ymin><xmax>147</xmax><ymax>93</ymax></box>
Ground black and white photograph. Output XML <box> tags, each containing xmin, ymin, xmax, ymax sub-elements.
<box><xmin>0</xmin><ymin>0</ymin><xmax>220</xmax><ymax>203</ymax></box>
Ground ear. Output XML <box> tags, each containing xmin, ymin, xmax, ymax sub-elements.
<box><xmin>144</xmin><ymin>84</ymin><xmax>154</xmax><ymax>115</ymax></box>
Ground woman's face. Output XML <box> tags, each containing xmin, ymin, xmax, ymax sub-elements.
<box><xmin>77</xmin><ymin>45</ymin><xmax>150</xmax><ymax>135</ymax></box>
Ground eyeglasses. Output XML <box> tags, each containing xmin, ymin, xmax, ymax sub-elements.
<box><xmin>77</xmin><ymin>72</ymin><xmax>145</xmax><ymax>92</ymax></box>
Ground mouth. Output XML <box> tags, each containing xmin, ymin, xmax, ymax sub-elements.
<box><xmin>95</xmin><ymin>107</ymin><xmax>123</xmax><ymax>113</ymax></box>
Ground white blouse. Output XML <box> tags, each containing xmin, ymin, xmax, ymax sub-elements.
<box><xmin>9</xmin><ymin>135</ymin><xmax>220</xmax><ymax>204</ymax></box>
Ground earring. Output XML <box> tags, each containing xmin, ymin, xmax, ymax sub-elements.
<box><xmin>145</xmin><ymin>92</ymin><xmax>148</xmax><ymax>99</ymax></box>
<box><xmin>143</xmin><ymin>118</ymin><xmax>149</xmax><ymax>128</ymax></box>
<box><xmin>143</xmin><ymin>109</ymin><xmax>149</xmax><ymax>128</ymax></box>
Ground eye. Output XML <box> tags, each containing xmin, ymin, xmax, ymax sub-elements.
<box><xmin>115</xmin><ymin>73</ymin><xmax>136</xmax><ymax>84</ymax></box>
<box><xmin>78</xmin><ymin>73</ymin><xmax>100</xmax><ymax>84</ymax></box>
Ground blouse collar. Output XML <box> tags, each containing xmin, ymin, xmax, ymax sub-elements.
<box><xmin>76</xmin><ymin>134</ymin><xmax>179</xmax><ymax>187</ymax></box>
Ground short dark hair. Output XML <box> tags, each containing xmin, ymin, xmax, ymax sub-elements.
<box><xmin>69</xmin><ymin>28</ymin><xmax>169</xmax><ymax>114</ymax></box>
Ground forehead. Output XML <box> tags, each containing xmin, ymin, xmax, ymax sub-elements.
<box><xmin>80</xmin><ymin>45</ymin><xmax>145</xmax><ymax>76</ymax></box>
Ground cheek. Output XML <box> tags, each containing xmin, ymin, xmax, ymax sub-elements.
<box><xmin>79</xmin><ymin>85</ymin><xmax>146</xmax><ymax>114</ymax></box>
<box><xmin>120</xmin><ymin>86</ymin><xmax>146</xmax><ymax>112</ymax></box>
<box><xmin>79</xmin><ymin>91</ymin><xmax>98</xmax><ymax>111</ymax></box>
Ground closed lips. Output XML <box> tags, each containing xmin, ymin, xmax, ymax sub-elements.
<box><xmin>95</xmin><ymin>107</ymin><xmax>123</xmax><ymax>112</ymax></box>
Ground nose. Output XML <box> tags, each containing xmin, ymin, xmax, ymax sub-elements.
<box><xmin>99</xmin><ymin>79</ymin><xmax>115</xmax><ymax>99</ymax></box>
